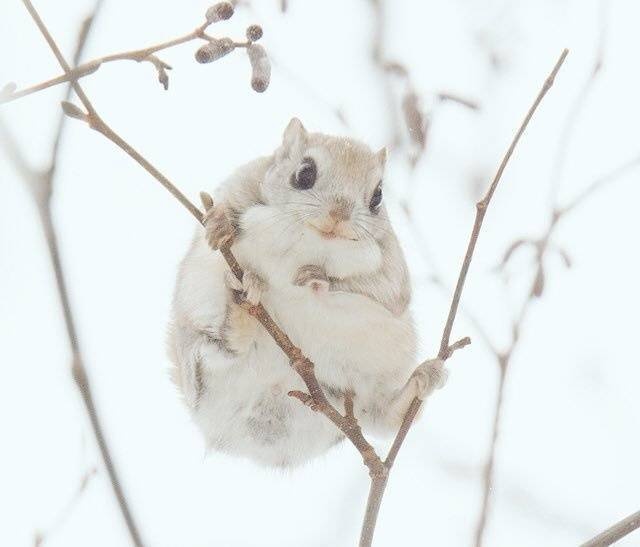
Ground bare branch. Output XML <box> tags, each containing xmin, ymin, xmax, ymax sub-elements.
<box><xmin>547</xmin><ymin>0</ymin><xmax>608</xmax><ymax>205</ymax></box>
<box><xmin>437</xmin><ymin>49</ymin><xmax>568</xmax><ymax>359</ymax></box>
<box><xmin>559</xmin><ymin>154</ymin><xmax>640</xmax><ymax>215</ymax></box>
<box><xmin>34</xmin><ymin>467</ymin><xmax>97</xmax><ymax>547</ymax></box>
<box><xmin>360</xmin><ymin>50</ymin><xmax>568</xmax><ymax>543</ymax></box>
<box><xmin>437</xmin><ymin>91</ymin><xmax>480</xmax><ymax>111</ymax></box>
<box><xmin>473</xmin><ymin>150</ymin><xmax>640</xmax><ymax>545</ymax></box>
<box><xmin>580</xmin><ymin>510</ymin><xmax>640</xmax><ymax>547</ymax></box>
<box><xmin>471</xmin><ymin>8</ymin><xmax>638</xmax><ymax>542</ymax></box>
<box><xmin>473</xmin><ymin>366</ymin><xmax>506</xmax><ymax>547</ymax></box>
<box><xmin>3</xmin><ymin>2</ymin><xmax>264</xmax><ymax>103</ymax></box>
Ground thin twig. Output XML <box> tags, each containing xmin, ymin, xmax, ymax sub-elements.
<box><xmin>472</xmin><ymin>9</ymin><xmax>635</xmax><ymax>539</ymax></box>
<box><xmin>547</xmin><ymin>0</ymin><xmax>608</xmax><ymax>206</ymax></box>
<box><xmin>2</xmin><ymin>7</ymin><xmax>254</xmax><ymax>103</ymax></box>
<box><xmin>437</xmin><ymin>91</ymin><xmax>480</xmax><ymax>111</ymax></box>
<box><xmin>580</xmin><ymin>510</ymin><xmax>640</xmax><ymax>547</ymax></box>
<box><xmin>472</xmin><ymin>150</ymin><xmax>640</xmax><ymax>547</ymax></box>
<box><xmin>370</xmin><ymin>0</ymin><xmax>403</xmax><ymax>148</ymax></box>
<box><xmin>34</xmin><ymin>467</ymin><xmax>97</xmax><ymax>547</ymax></box>
<box><xmin>356</xmin><ymin>50</ymin><xmax>569</xmax><ymax>544</ymax></box>
<box><xmin>13</xmin><ymin>2</ymin><xmax>145</xmax><ymax>546</ymax></box>
<box><xmin>559</xmin><ymin>154</ymin><xmax>640</xmax><ymax>215</ymax></box>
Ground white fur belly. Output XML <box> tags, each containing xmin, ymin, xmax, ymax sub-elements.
<box><xmin>192</xmin><ymin>284</ymin><xmax>415</xmax><ymax>467</ymax></box>
<box><xmin>193</xmin><ymin>339</ymin><xmax>342</xmax><ymax>467</ymax></box>
<box><xmin>263</xmin><ymin>285</ymin><xmax>417</xmax><ymax>397</ymax></box>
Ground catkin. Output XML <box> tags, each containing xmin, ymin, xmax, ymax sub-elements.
<box><xmin>247</xmin><ymin>43</ymin><xmax>270</xmax><ymax>92</ymax></box>
<box><xmin>195</xmin><ymin>38</ymin><xmax>235</xmax><ymax>63</ymax></box>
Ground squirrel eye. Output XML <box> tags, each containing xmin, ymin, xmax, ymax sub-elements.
<box><xmin>369</xmin><ymin>183</ymin><xmax>383</xmax><ymax>212</ymax></box>
<box><xmin>291</xmin><ymin>157</ymin><xmax>317</xmax><ymax>190</ymax></box>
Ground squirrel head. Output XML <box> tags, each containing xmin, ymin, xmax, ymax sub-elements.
<box><xmin>262</xmin><ymin>118</ymin><xmax>389</xmax><ymax>244</ymax></box>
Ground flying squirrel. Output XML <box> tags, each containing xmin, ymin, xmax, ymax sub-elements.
<box><xmin>168</xmin><ymin>118</ymin><xmax>447</xmax><ymax>467</ymax></box>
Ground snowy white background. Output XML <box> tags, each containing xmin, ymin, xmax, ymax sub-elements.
<box><xmin>1</xmin><ymin>0</ymin><xmax>639</xmax><ymax>546</ymax></box>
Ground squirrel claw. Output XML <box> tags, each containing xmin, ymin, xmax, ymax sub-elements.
<box><xmin>225</xmin><ymin>270</ymin><xmax>267</xmax><ymax>306</ymax></box>
<box><xmin>293</xmin><ymin>265</ymin><xmax>331</xmax><ymax>294</ymax></box>
<box><xmin>410</xmin><ymin>359</ymin><xmax>448</xmax><ymax>400</ymax></box>
<box><xmin>203</xmin><ymin>202</ymin><xmax>237</xmax><ymax>250</ymax></box>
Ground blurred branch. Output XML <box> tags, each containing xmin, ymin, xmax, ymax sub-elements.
<box><xmin>437</xmin><ymin>91</ymin><xmax>480</xmax><ymax>111</ymax></box>
<box><xmin>472</xmin><ymin>6</ymin><xmax>640</xmax><ymax>542</ymax></box>
<box><xmin>34</xmin><ymin>467</ymin><xmax>97</xmax><ymax>547</ymax></box>
<box><xmin>559</xmin><ymin>154</ymin><xmax>640</xmax><ymax>215</ymax></box>
<box><xmin>370</xmin><ymin>0</ymin><xmax>403</xmax><ymax>149</ymax></box>
<box><xmin>547</xmin><ymin>0</ymin><xmax>608</xmax><ymax>205</ymax></box>
<box><xmin>476</xmin><ymin>155</ymin><xmax>640</xmax><ymax>547</ymax></box>
<box><xmin>1</xmin><ymin>2</ymin><xmax>265</xmax><ymax>101</ymax></box>
<box><xmin>269</xmin><ymin>54</ymin><xmax>350</xmax><ymax>127</ymax></box>
<box><xmin>3</xmin><ymin>2</ymin><xmax>146</xmax><ymax>546</ymax></box>
<box><xmin>580</xmin><ymin>510</ymin><xmax>640</xmax><ymax>547</ymax></box>
<box><xmin>473</xmin><ymin>151</ymin><xmax>640</xmax><ymax>547</ymax></box>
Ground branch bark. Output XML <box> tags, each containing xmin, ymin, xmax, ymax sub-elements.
<box><xmin>580</xmin><ymin>510</ymin><xmax>640</xmax><ymax>547</ymax></box>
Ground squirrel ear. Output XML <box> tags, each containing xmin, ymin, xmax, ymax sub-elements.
<box><xmin>278</xmin><ymin>117</ymin><xmax>307</xmax><ymax>161</ymax></box>
<box><xmin>375</xmin><ymin>147</ymin><xmax>387</xmax><ymax>167</ymax></box>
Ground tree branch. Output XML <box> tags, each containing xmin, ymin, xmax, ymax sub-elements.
<box><xmin>547</xmin><ymin>0</ymin><xmax>608</xmax><ymax>206</ymax></box>
<box><xmin>580</xmin><ymin>510</ymin><xmax>640</xmax><ymax>547</ymax></box>
<box><xmin>355</xmin><ymin>49</ymin><xmax>569</xmax><ymax>544</ymax></box>
<box><xmin>390</xmin><ymin>47</ymin><xmax>568</xmax><ymax>464</ymax></box>
<box><xmin>473</xmin><ymin>9</ymin><xmax>639</xmax><ymax>538</ymax></box>
<box><xmin>3</xmin><ymin>2</ymin><xmax>261</xmax><ymax>102</ymax></box>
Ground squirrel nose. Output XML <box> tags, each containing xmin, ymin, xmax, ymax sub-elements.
<box><xmin>329</xmin><ymin>197</ymin><xmax>353</xmax><ymax>222</ymax></box>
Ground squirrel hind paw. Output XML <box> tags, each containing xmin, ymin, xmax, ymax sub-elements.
<box><xmin>411</xmin><ymin>359</ymin><xmax>448</xmax><ymax>400</ymax></box>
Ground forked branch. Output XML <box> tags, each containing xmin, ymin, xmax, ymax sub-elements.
<box><xmin>359</xmin><ymin>49</ymin><xmax>569</xmax><ymax>546</ymax></box>
<box><xmin>2</xmin><ymin>1</ymin><xmax>266</xmax><ymax>101</ymax></box>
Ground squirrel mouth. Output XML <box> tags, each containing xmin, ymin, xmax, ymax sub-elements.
<box><xmin>308</xmin><ymin>223</ymin><xmax>358</xmax><ymax>241</ymax></box>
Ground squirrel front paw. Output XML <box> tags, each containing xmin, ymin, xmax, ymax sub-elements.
<box><xmin>293</xmin><ymin>265</ymin><xmax>331</xmax><ymax>294</ymax></box>
<box><xmin>200</xmin><ymin>193</ymin><xmax>237</xmax><ymax>250</ymax></box>
<box><xmin>410</xmin><ymin>359</ymin><xmax>448</xmax><ymax>400</ymax></box>
<box><xmin>225</xmin><ymin>270</ymin><xmax>267</xmax><ymax>306</ymax></box>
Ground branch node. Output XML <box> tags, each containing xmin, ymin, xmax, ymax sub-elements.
<box><xmin>61</xmin><ymin>101</ymin><xmax>88</xmax><ymax>122</ymax></box>
<box><xmin>447</xmin><ymin>336</ymin><xmax>471</xmax><ymax>357</ymax></box>
<box><xmin>287</xmin><ymin>390</ymin><xmax>319</xmax><ymax>411</ymax></box>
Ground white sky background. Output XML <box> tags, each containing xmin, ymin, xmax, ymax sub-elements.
<box><xmin>1</xmin><ymin>0</ymin><xmax>639</xmax><ymax>546</ymax></box>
